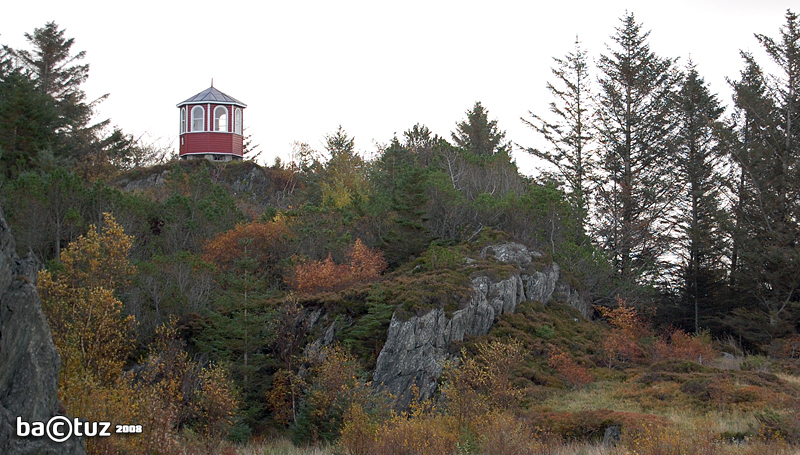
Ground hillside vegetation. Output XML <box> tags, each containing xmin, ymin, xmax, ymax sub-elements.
<box><xmin>1</xmin><ymin>10</ymin><xmax>800</xmax><ymax>455</ymax></box>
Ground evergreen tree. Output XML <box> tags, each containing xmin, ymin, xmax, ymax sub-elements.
<box><xmin>6</xmin><ymin>22</ymin><xmax>135</xmax><ymax>174</ymax></box>
<box><xmin>523</xmin><ymin>37</ymin><xmax>595</xmax><ymax>229</ymax></box>
<box><xmin>11</xmin><ymin>22</ymin><xmax>106</xmax><ymax>158</ymax></box>
<box><xmin>728</xmin><ymin>54</ymin><xmax>773</xmax><ymax>290</ymax></box>
<box><xmin>674</xmin><ymin>63</ymin><xmax>726</xmax><ymax>333</ymax></box>
<box><xmin>378</xmin><ymin>133</ymin><xmax>431</xmax><ymax>266</ymax></box>
<box><xmin>452</xmin><ymin>102</ymin><xmax>510</xmax><ymax>158</ymax></box>
<box><xmin>593</xmin><ymin>12</ymin><xmax>681</xmax><ymax>286</ymax></box>
<box><xmin>0</xmin><ymin>62</ymin><xmax>59</xmax><ymax>179</ymax></box>
<box><xmin>728</xmin><ymin>11</ymin><xmax>800</xmax><ymax>333</ymax></box>
<box><xmin>320</xmin><ymin>126</ymin><xmax>366</xmax><ymax>208</ymax></box>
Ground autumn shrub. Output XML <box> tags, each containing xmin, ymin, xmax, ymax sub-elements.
<box><xmin>290</xmin><ymin>239</ymin><xmax>386</xmax><ymax>293</ymax></box>
<box><xmin>266</xmin><ymin>368</ymin><xmax>306</xmax><ymax>427</ymax></box>
<box><xmin>202</xmin><ymin>217</ymin><xmax>291</xmax><ymax>275</ymax></box>
<box><xmin>39</xmin><ymin>213</ymin><xmax>136</xmax><ymax>386</ymax></box>
<box><xmin>598</xmin><ymin>296</ymin><xmax>650</xmax><ymax>368</ymax></box>
<box><xmin>653</xmin><ymin>328</ymin><xmax>716</xmax><ymax>364</ymax></box>
<box><xmin>292</xmin><ymin>344</ymin><xmax>382</xmax><ymax>444</ymax></box>
<box><xmin>442</xmin><ymin>339</ymin><xmax>525</xmax><ymax>430</ymax></box>
<box><xmin>477</xmin><ymin>412</ymin><xmax>552</xmax><ymax>455</ymax></box>
<box><xmin>39</xmin><ymin>215</ymin><xmax>238</xmax><ymax>455</ymax></box>
<box><xmin>338</xmin><ymin>403</ymin><xmax>378</xmax><ymax>455</ymax></box>
<box><xmin>369</xmin><ymin>414</ymin><xmax>459</xmax><ymax>455</ymax></box>
<box><xmin>548</xmin><ymin>346</ymin><xmax>594</xmax><ymax>388</ymax></box>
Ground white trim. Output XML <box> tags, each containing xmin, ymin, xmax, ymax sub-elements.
<box><xmin>180</xmin><ymin>151</ymin><xmax>242</xmax><ymax>156</ymax></box>
<box><xmin>207</xmin><ymin>104</ymin><xmax>211</xmax><ymax>133</ymax></box>
<box><xmin>176</xmin><ymin>101</ymin><xmax>247</xmax><ymax>108</ymax></box>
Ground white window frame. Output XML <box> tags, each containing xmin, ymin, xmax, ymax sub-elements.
<box><xmin>214</xmin><ymin>106</ymin><xmax>229</xmax><ymax>132</ymax></box>
<box><xmin>191</xmin><ymin>106</ymin><xmax>205</xmax><ymax>132</ymax></box>
<box><xmin>234</xmin><ymin>108</ymin><xmax>242</xmax><ymax>134</ymax></box>
<box><xmin>180</xmin><ymin>107</ymin><xmax>187</xmax><ymax>134</ymax></box>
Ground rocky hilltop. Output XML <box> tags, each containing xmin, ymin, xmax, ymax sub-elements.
<box><xmin>0</xmin><ymin>209</ymin><xmax>85</xmax><ymax>454</ymax></box>
<box><xmin>373</xmin><ymin>242</ymin><xmax>590</xmax><ymax>408</ymax></box>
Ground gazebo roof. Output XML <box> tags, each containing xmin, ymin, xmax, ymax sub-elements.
<box><xmin>177</xmin><ymin>86</ymin><xmax>247</xmax><ymax>108</ymax></box>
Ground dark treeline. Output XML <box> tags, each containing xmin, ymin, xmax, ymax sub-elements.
<box><xmin>1</xmin><ymin>10</ymin><xmax>799</xmax><ymax>446</ymax></box>
<box><xmin>524</xmin><ymin>10</ymin><xmax>800</xmax><ymax>350</ymax></box>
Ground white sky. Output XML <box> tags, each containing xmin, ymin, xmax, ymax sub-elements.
<box><xmin>1</xmin><ymin>1</ymin><xmax>795</xmax><ymax>175</ymax></box>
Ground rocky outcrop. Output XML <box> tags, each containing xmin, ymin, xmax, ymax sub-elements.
<box><xmin>372</xmin><ymin>242</ymin><xmax>588</xmax><ymax>408</ymax></box>
<box><xmin>119</xmin><ymin>169</ymin><xmax>170</xmax><ymax>192</ymax></box>
<box><xmin>0</xmin><ymin>209</ymin><xmax>85</xmax><ymax>454</ymax></box>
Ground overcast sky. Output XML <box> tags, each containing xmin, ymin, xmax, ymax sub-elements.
<box><xmin>1</xmin><ymin>1</ymin><xmax>795</xmax><ymax>174</ymax></box>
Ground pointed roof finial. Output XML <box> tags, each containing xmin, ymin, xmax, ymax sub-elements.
<box><xmin>211</xmin><ymin>78</ymin><xmax>214</xmax><ymax>88</ymax></box>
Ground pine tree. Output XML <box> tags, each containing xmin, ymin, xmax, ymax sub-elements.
<box><xmin>594</xmin><ymin>12</ymin><xmax>681</xmax><ymax>286</ymax></box>
<box><xmin>674</xmin><ymin>63</ymin><xmax>726</xmax><ymax>333</ymax></box>
<box><xmin>523</xmin><ymin>37</ymin><xmax>595</xmax><ymax>229</ymax></box>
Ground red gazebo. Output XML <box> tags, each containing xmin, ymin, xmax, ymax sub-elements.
<box><xmin>177</xmin><ymin>85</ymin><xmax>246</xmax><ymax>161</ymax></box>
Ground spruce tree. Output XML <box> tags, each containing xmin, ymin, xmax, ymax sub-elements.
<box><xmin>0</xmin><ymin>62</ymin><xmax>59</xmax><ymax>178</ymax></box>
<box><xmin>729</xmin><ymin>11</ymin><xmax>800</xmax><ymax>332</ymax></box>
<box><xmin>12</xmin><ymin>22</ymin><xmax>107</xmax><ymax>158</ymax></box>
<box><xmin>523</xmin><ymin>37</ymin><xmax>595</xmax><ymax>231</ymax></box>
<box><xmin>594</xmin><ymin>12</ymin><xmax>681</xmax><ymax>286</ymax></box>
<box><xmin>378</xmin><ymin>132</ymin><xmax>431</xmax><ymax>266</ymax></box>
<box><xmin>674</xmin><ymin>63</ymin><xmax>726</xmax><ymax>333</ymax></box>
<box><xmin>452</xmin><ymin>102</ymin><xmax>510</xmax><ymax>158</ymax></box>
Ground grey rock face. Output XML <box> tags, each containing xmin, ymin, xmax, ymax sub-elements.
<box><xmin>0</xmin><ymin>209</ymin><xmax>86</xmax><ymax>455</ymax></box>
<box><xmin>480</xmin><ymin>242</ymin><xmax>541</xmax><ymax>266</ymax></box>
<box><xmin>554</xmin><ymin>283</ymin><xmax>592</xmax><ymax>319</ymax></box>
<box><xmin>374</xmin><ymin>242</ymin><xmax>578</xmax><ymax>409</ymax></box>
<box><xmin>120</xmin><ymin>170</ymin><xmax>170</xmax><ymax>192</ymax></box>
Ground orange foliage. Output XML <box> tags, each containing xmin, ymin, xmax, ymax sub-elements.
<box><xmin>598</xmin><ymin>296</ymin><xmax>650</xmax><ymax>367</ymax></box>
<box><xmin>548</xmin><ymin>346</ymin><xmax>594</xmax><ymax>387</ymax></box>
<box><xmin>653</xmin><ymin>329</ymin><xmax>716</xmax><ymax>363</ymax></box>
<box><xmin>202</xmin><ymin>218</ymin><xmax>290</xmax><ymax>271</ymax></box>
<box><xmin>290</xmin><ymin>239</ymin><xmax>386</xmax><ymax>293</ymax></box>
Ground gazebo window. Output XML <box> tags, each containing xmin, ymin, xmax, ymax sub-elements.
<box><xmin>214</xmin><ymin>106</ymin><xmax>228</xmax><ymax>132</ymax></box>
<box><xmin>234</xmin><ymin>108</ymin><xmax>242</xmax><ymax>134</ymax></box>
<box><xmin>180</xmin><ymin>107</ymin><xmax>187</xmax><ymax>133</ymax></box>
<box><xmin>191</xmin><ymin>106</ymin><xmax>204</xmax><ymax>132</ymax></box>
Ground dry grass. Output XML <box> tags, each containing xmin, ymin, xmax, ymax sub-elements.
<box><xmin>234</xmin><ymin>438</ymin><xmax>333</xmax><ymax>455</ymax></box>
<box><xmin>776</xmin><ymin>372</ymin><xmax>800</xmax><ymax>387</ymax></box>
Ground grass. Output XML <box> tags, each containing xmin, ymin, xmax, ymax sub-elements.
<box><xmin>233</xmin><ymin>438</ymin><xmax>333</xmax><ymax>455</ymax></box>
